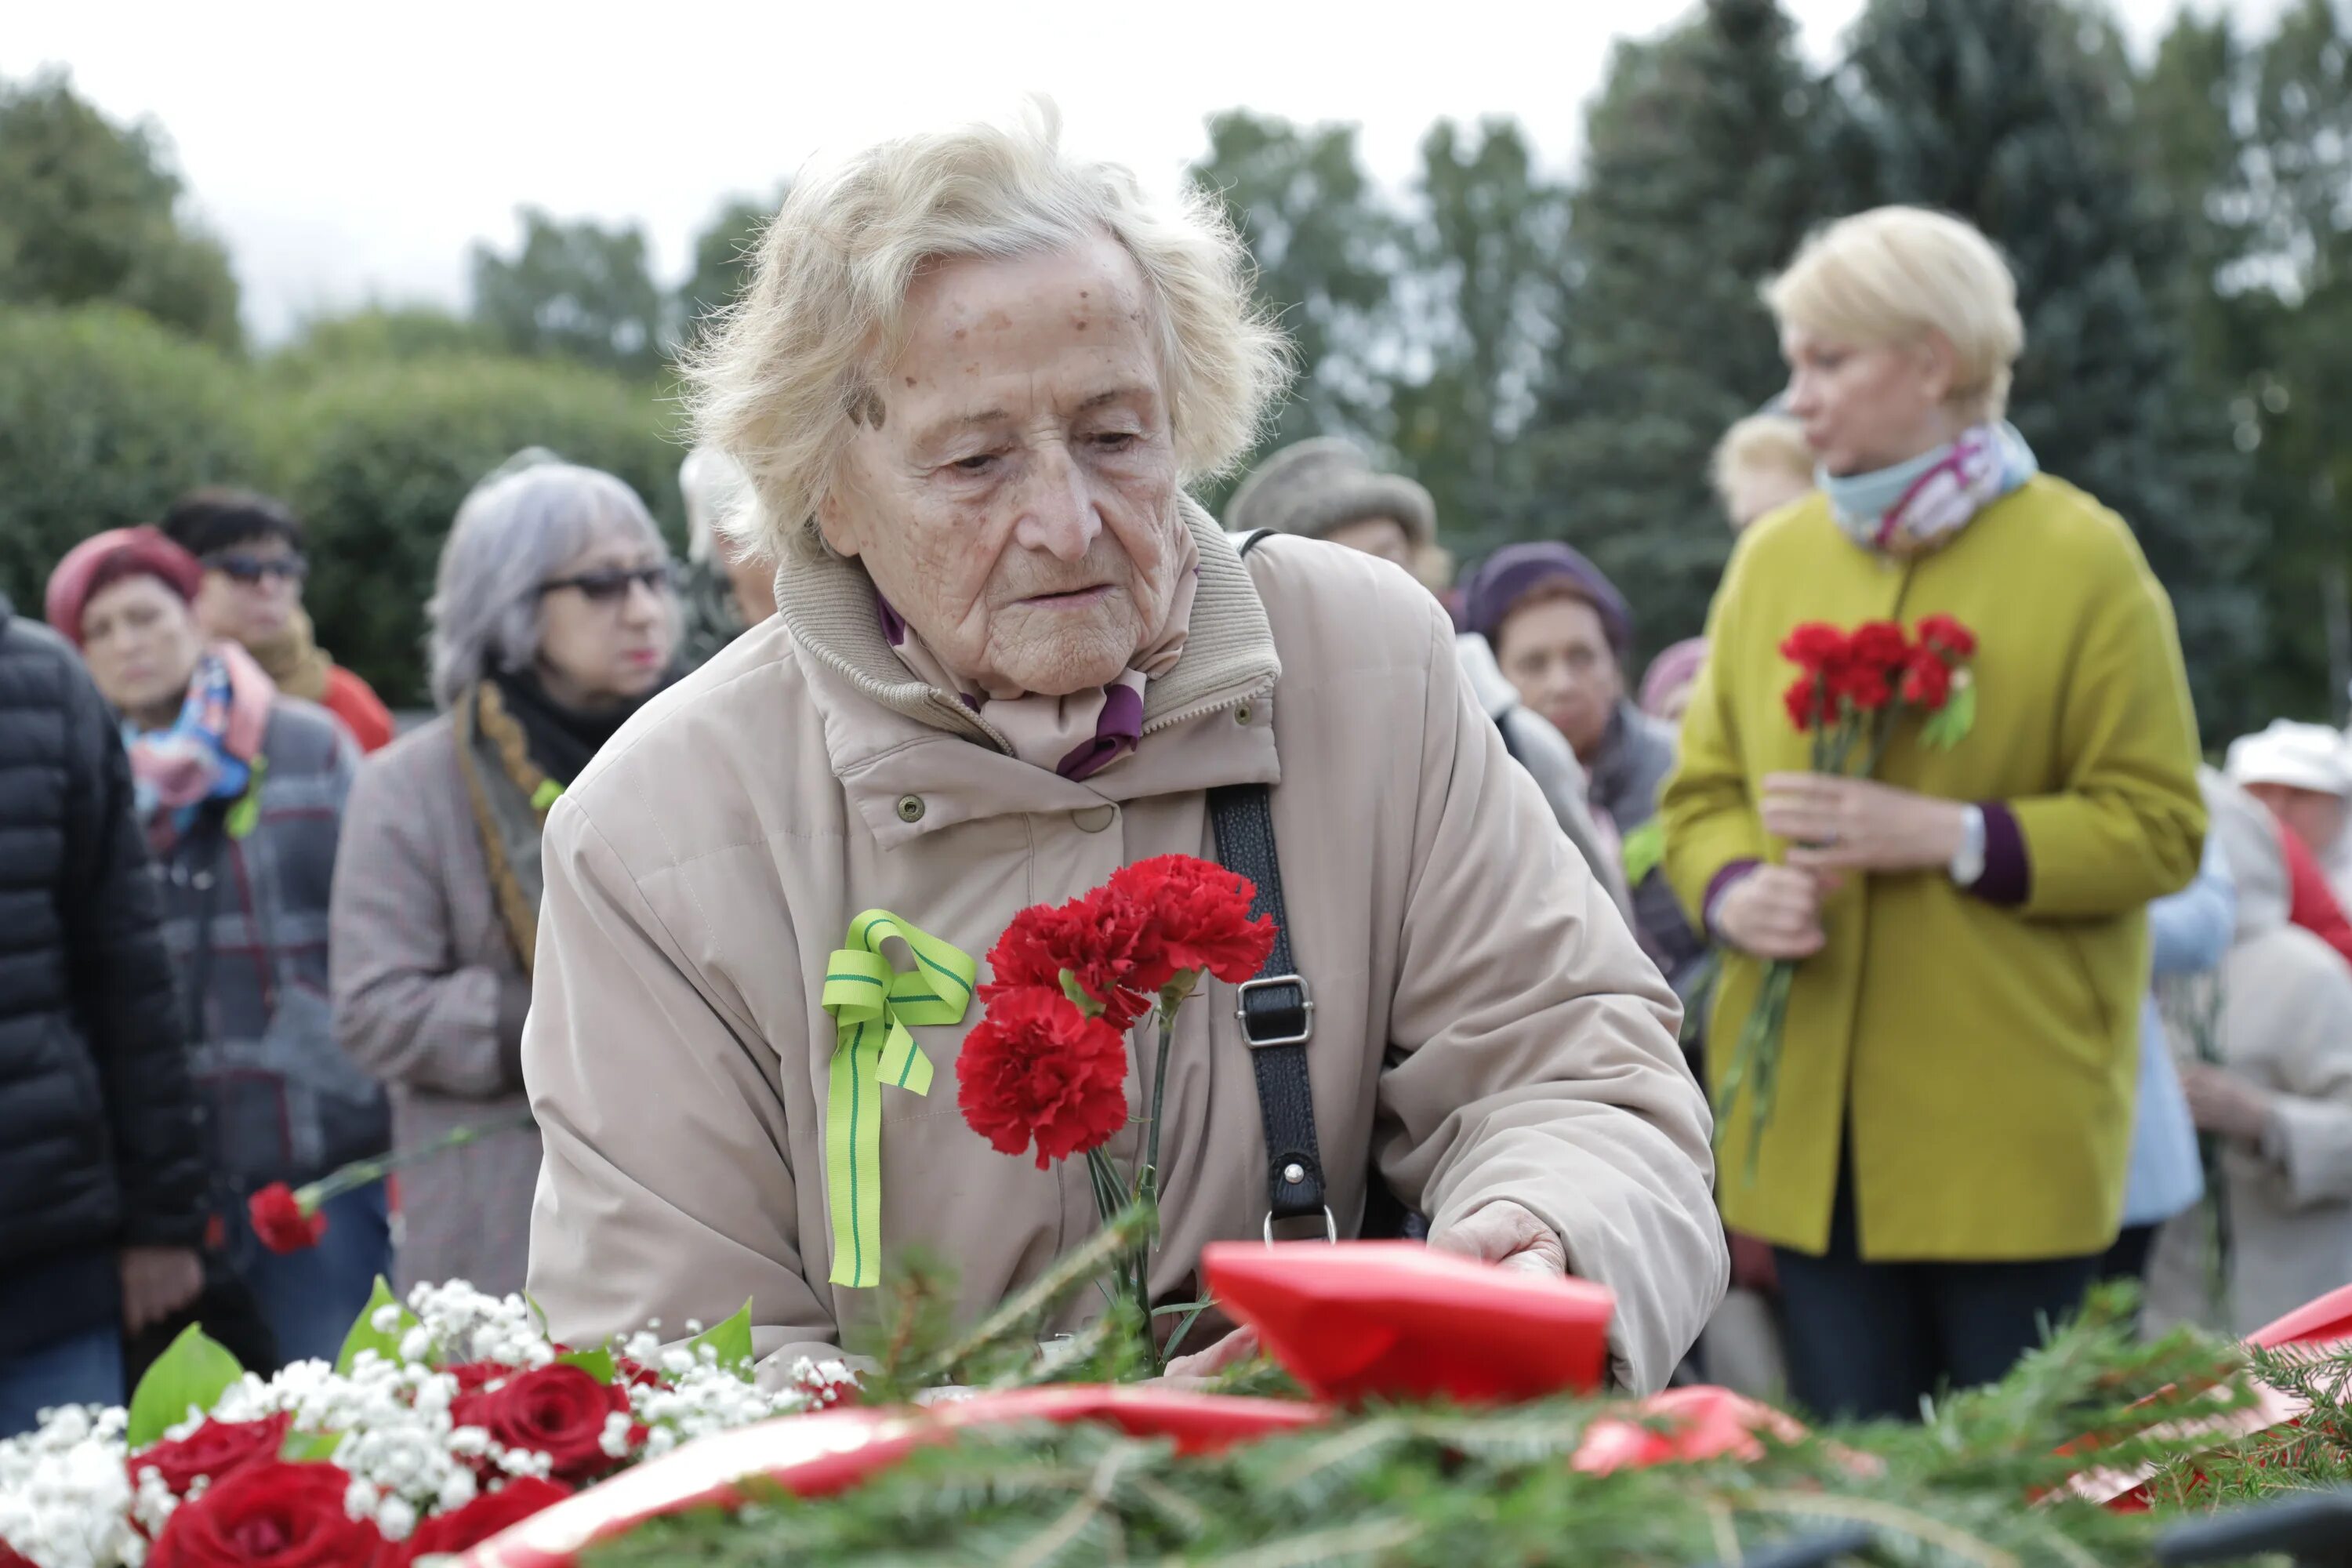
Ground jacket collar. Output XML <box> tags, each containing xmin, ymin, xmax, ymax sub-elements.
<box><xmin>782</xmin><ymin>500</ymin><xmax>1282</xmax><ymax>846</ymax></box>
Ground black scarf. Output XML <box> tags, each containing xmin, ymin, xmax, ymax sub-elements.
<box><xmin>490</xmin><ymin>668</ymin><xmax>647</xmax><ymax>788</ymax></box>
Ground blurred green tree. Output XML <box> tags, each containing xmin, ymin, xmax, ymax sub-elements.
<box><xmin>1388</xmin><ymin>118</ymin><xmax>1566</xmax><ymax>557</ymax></box>
<box><xmin>2138</xmin><ymin>0</ymin><xmax>2352</xmax><ymax>725</ymax></box>
<box><xmin>1185</xmin><ymin>111</ymin><xmax>1403</xmax><ymax>512</ymax></box>
<box><xmin>1523</xmin><ymin>0</ymin><xmax>1826</xmax><ymax>658</ymax></box>
<box><xmin>1834</xmin><ymin>0</ymin><xmax>2263</xmax><ymax>737</ymax></box>
<box><xmin>678</xmin><ymin>191</ymin><xmax>782</xmax><ymax>339</ymax></box>
<box><xmin>470</xmin><ymin>207</ymin><xmax>666</xmax><ymax>376</ymax></box>
<box><xmin>0</xmin><ymin>71</ymin><xmax>241</xmax><ymax>349</ymax></box>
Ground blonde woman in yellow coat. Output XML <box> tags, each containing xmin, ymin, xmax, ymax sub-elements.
<box><xmin>1661</xmin><ymin>208</ymin><xmax>2206</xmax><ymax>1421</ymax></box>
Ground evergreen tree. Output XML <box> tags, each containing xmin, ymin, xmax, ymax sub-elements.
<box><xmin>1834</xmin><ymin>0</ymin><xmax>2263</xmax><ymax>737</ymax></box>
<box><xmin>1388</xmin><ymin>118</ymin><xmax>1566</xmax><ymax>554</ymax></box>
<box><xmin>470</xmin><ymin>206</ymin><xmax>666</xmax><ymax>378</ymax></box>
<box><xmin>1525</xmin><ymin>0</ymin><xmax>1827</xmax><ymax>658</ymax></box>
<box><xmin>1185</xmin><ymin>111</ymin><xmax>1403</xmax><ymax>512</ymax></box>
<box><xmin>678</xmin><ymin>191</ymin><xmax>783</xmax><ymax>340</ymax></box>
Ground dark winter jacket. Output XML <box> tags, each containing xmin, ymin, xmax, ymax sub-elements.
<box><xmin>0</xmin><ymin>601</ymin><xmax>208</xmax><ymax>1356</ymax></box>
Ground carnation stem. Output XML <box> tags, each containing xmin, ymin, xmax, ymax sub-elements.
<box><xmin>295</xmin><ymin>1109</ymin><xmax>537</xmax><ymax>1211</ymax></box>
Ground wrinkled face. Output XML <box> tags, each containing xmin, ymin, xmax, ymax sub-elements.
<box><xmin>2245</xmin><ymin>782</ymin><xmax>2350</xmax><ymax>858</ymax></box>
<box><xmin>1780</xmin><ymin>324</ymin><xmax>1957</xmax><ymax>477</ymax></box>
<box><xmin>1722</xmin><ymin>460</ymin><xmax>1815</xmax><ymax>532</ymax></box>
<box><xmin>1495</xmin><ymin>593</ymin><xmax>1622</xmax><ymax>760</ymax></box>
<box><xmin>82</xmin><ymin>575</ymin><xmax>206</xmax><ymax>722</ymax></box>
<box><xmin>534</xmin><ymin>532</ymin><xmax>677</xmax><ymax>710</ymax></box>
<box><xmin>1321</xmin><ymin>516</ymin><xmax>1413</xmax><ymax>568</ymax></box>
<box><xmin>818</xmin><ymin>237</ymin><xmax>1183</xmax><ymax>696</ymax></box>
<box><xmin>192</xmin><ymin>532</ymin><xmax>303</xmax><ymax>644</ymax></box>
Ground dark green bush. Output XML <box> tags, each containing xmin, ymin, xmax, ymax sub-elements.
<box><xmin>0</xmin><ymin>305</ymin><xmax>257</xmax><ymax>619</ymax></box>
<box><xmin>266</xmin><ymin>356</ymin><xmax>686</xmax><ymax>709</ymax></box>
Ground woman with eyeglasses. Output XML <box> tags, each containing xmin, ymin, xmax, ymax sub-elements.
<box><xmin>329</xmin><ymin>456</ymin><xmax>677</xmax><ymax>1296</ymax></box>
<box><xmin>158</xmin><ymin>489</ymin><xmax>396</xmax><ymax>753</ymax></box>
<box><xmin>42</xmin><ymin>527</ymin><xmax>392</xmax><ymax>1370</ymax></box>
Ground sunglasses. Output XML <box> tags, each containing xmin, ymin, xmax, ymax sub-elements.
<box><xmin>538</xmin><ymin>561</ymin><xmax>677</xmax><ymax>604</ymax></box>
<box><xmin>206</xmin><ymin>551</ymin><xmax>309</xmax><ymax>585</ymax></box>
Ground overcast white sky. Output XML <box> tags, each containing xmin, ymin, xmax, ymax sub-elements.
<box><xmin>6</xmin><ymin>0</ymin><xmax>2274</xmax><ymax>341</ymax></box>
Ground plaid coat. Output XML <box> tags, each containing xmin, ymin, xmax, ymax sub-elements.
<box><xmin>154</xmin><ymin>696</ymin><xmax>390</xmax><ymax>1199</ymax></box>
<box><xmin>331</xmin><ymin>713</ymin><xmax>538</xmax><ymax>1295</ymax></box>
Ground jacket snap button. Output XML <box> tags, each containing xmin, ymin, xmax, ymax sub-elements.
<box><xmin>1072</xmin><ymin>804</ymin><xmax>1116</xmax><ymax>833</ymax></box>
<box><xmin>1234</xmin><ymin>706</ymin><xmax>1252</xmax><ymax>725</ymax></box>
<box><xmin>895</xmin><ymin>794</ymin><xmax>925</xmax><ymax>823</ymax></box>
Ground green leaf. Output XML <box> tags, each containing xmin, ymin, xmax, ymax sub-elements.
<box><xmin>688</xmin><ymin>1299</ymin><xmax>757</xmax><ymax>1381</ymax></box>
<box><xmin>1919</xmin><ymin>679</ymin><xmax>1978</xmax><ymax>752</ymax></box>
<box><xmin>335</xmin><ymin>1275</ymin><xmax>420</xmax><ymax>1376</ymax></box>
<box><xmin>279</xmin><ymin>1428</ymin><xmax>343</xmax><ymax>1463</ymax></box>
<box><xmin>558</xmin><ymin>1347</ymin><xmax>618</xmax><ymax>1385</ymax></box>
<box><xmin>126</xmin><ymin>1325</ymin><xmax>245</xmax><ymax>1448</ymax></box>
<box><xmin>1619</xmin><ymin>818</ymin><xmax>1666</xmax><ymax>887</ymax></box>
<box><xmin>1058</xmin><ymin>968</ymin><xmax>1105</xmax><ymax>1018</ymax></box>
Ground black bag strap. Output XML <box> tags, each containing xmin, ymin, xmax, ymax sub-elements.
<box><xmin>1209</xmin><ymin>785</ymin><xmax>1327</xmax><ymax>1225</ymax></box>
<box><xmin>1233</xmin><ymin>528</ymin><xmax>1276</xmax><ymax>560</ymax></box>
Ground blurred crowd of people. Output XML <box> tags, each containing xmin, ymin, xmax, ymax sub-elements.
<box><xmin>6</xmin><ymin>192</ymin><xmax>2352</xmax><ymax>1439</ymax></box>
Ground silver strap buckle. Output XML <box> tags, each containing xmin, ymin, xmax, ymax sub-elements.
<box><xmin>1263</xmin><ymin>1207</ymin><xmax>1339</xmax><ymax>1246</ymax></box>
<box><xmin>1234</xmin><ymin>974</ymin><xmax>1314</xmax><ymax>1048</ymax></box>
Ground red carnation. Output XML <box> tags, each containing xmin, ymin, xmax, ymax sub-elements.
<box><xmin>148</xmin><ymin>1461</ymin><xmax>382</xmax><ymax>1568</ymax></box>
<box><xmin>1900</xmin><ymin>646</ymin><xmax>1955</xmax><ymax>711</ymax></box>
<box><xmin>1916</xmin><ymin>613</ymin><xmax>1977</xmax><ymax>660</ymax></box>
<box><xmin>128</xmin><ymin>1413</ymin><xmax>292</xmax><ymax>1498</ymax></box>
<box><xmin>376</xmin><ymin>1477</ymin><xmax>572</xmax><ymax>1566</ymax></box>
<box><xmin>1846</xmin><ymin>619</ymin><xmax>1910</xmax><ymax>673</ymax></box>
<box><xmin>1778</xmin><ymin>622</ymin><xmax>1848</xmax><ymax>673</ymax></box>
<box><xmin>1831</xmin><ymin>662</ymin><xmax>1893</xmax><ymax>713</ymax></box>
<box><xmin>983</xmin><ymin>895</ymin><xmax>1149</xmax><ymax>1029</ymax></box>
<box><xmin>248</xmin><ymin>1184</ymin><xmax>326</xmax><ymax>1254</ymax></box>
<box><xmin>956</xmin><ymin>986</ymin><xmax>1129</xmax><ymax>1170</ymax></box>
<box><xmin>452</xmin><ymin>1363</ymin><xmax>635</xmax><ymax>1486</ymax></box>
<box><xmin>1783</xmin><ymin>676</ymin><xmax>1826</xmax><ymax>734</ymax></box>
<box><xmin>1107</xmin><ymin>855</ymin><xmax>1276</xmax><ymax>995</ymax></box>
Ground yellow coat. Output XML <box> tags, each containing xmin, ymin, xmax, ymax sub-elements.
<box><xmin>1661</xmin><ymin>475</ymin><xmax>2206</xmax><ymax>1261</ymax></box>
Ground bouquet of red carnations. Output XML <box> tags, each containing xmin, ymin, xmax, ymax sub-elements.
<box><xmin>1715</xmin><ymin>614</ymin><xmax>1979</xmax><ymax>1180</ymax></box>
<box><xmin>957</xmin><ymin>855</ymin><xmax>1276</xmax><ymax>1374</ymax></box>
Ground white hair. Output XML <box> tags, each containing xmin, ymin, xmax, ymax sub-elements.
<box><xmin>426</xmin><ymin>462</ymin><xmax>668</xmax><ymax>710</ymax></box>
<box><xmin>677</xmin><ymin>444</ymin><xmax>753</xmax><ymax>564</ymax></box>
<box><xmin>682</xmin><ymin>100</ymin><xmax>1292</xmax><ymax>564</ymax></box>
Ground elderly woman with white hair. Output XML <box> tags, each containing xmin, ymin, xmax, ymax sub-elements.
<box><xmin>520</xmin><ymin>111</ymin><xmax>1725</xmax><ymax>1392</ymax></box>
<box><xmin>329</xmin><ymin>457</ymin><xmax>677</xmax><ymax>1294</ymax></box>
<box><xmin>1662</xmin><ymin>207</ymin><xmax>2206</xmax><ymax>1418</ymax></box>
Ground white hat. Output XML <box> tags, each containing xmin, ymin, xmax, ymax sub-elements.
<box><xmin>2225</xmin><ymin>719</ymin><xmax>2352</xmax><ymax>797</ymax></box>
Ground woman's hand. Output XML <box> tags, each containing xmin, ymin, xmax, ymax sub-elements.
<box><xmin>120</xmin><ymin>1246</ymin><xmax>204</xmax><ymax>1334</ymax></box>
<box><xmin>2181</xmin><ymin>1063</ymin><xmax>2275</xmax><ymax>1144</ymax></box>
<box><xmin>1428</xmin><ymin>1200</ymin><xmax>1568</xmax><ymax>1277</ymax></box>
<box><xmin>1762</xmin><ymin>774</ymin><xmax>1969</xmax><ymax>876</ymax></box>
<box><xmin>1713</xmin><ymin>866</ymin><xmax>1829</xmax><ymax>960</ymax></box>
<box><xmin>1157</xmin><ymin>1326</ymin><xmax>1261</xmax><ymax>1389</ymax></box>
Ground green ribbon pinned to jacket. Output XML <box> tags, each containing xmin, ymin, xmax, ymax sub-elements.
<box><xmin>820</xmin><ymin>909</ymin><xmax>978</xmax><ymax>1289</ymax></box>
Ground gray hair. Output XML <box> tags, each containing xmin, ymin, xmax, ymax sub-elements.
<box><xmin>683</xmin><ymin>100</ymin><xmax>1292</xmax><ymax>565</ymax></box>
<box><xmin>426</xmin><ymin>462</ymin><xmax>668</xmax><ymax>710</ymax></box>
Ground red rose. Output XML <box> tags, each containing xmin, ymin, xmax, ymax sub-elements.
<box><xmin>983</xmin><ymin>895</ymin><xmax>1149</xmax><ymax>1029</ymax></box>
<box><xmin>956</xmin><ymin>985</ymin><xmax>1129</xmax><ymax>1170</ymax></box>
<box><xmin>1782</xmin><ymin>676</ymin><xmax>1824</xmax><ymax>733</ymax></box>
<box><xmin>248</xmin><ymin>1184</ymin><xmax>326</xmax><ymax>1255</ymax></box>
<box><xmin>1846</xmin><ymin>619</ymin><xmax>1909</xmax><ymax>674</ymax></box>
<box><xmin>451</xmin><ymin>1365</ymin><xmax>633</xmax><ymax>1485</ymax></box>
<box><xmin>1900</xmin><ymin>646</ymin><xmax>1954</xmax><ymax>711</ymax></box>
<box><xmin>148</xmin><ymin>1461</ymin><xmax>383</xmax><ymax>1568</ymax></box>
<box><xmin>1915</xmin><ymin>613</ymin><xmax>1977</xmax><ymax>660</ymax></box>
<box><xmin>129</xmin><ymin>1413</ymin><xmax>293</xmax><ymax>1498</ymax></box>
<box><xmin>376</xmin><ymin>1477</ymin><xmax>572</xmax><ymax>1566</ymax></box>
<box><xmin>1777</xmin><ymin>622</ymin><xmax>1848</xmax><ymax>673</ymax></box>
<box><xmin>0</xmin><ymin>1541</ymin><xmax>35</xmax><ymax>1568</ymax></box>
<box><xmin>442</xmin><ymin>1362</ymin><xmax>520</xmax><ymax>1396</ymax></box>
<box><xmin>1108</xmin><ymin>855</ymin><xmax>1277</xmax><ymax>994</ymax></box>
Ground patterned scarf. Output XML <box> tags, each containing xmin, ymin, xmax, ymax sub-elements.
<box><xmin>879</xmin><ymin>527</ymin><xmax>1201</xmax><ymax>782</ymax></box>
<box><xmin>1820</xmin><ymin>421</ymin><xmax>2039</xmax><ymax>558</ymax></box>
<box><xmin>123</xmin><ymin>643</ymin><xmax>274</xmax><ymax>845</ymax></box>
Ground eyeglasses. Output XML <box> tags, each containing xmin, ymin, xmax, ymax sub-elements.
<box><xmin>205</xmin><ymin>551</ymin><xmax>309</xmax><ymax>585</ymax></box>
<box><xmin>537</xmin><ymin>561</ymin><xmax>677</xmax><ymax>604</ymax></box>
